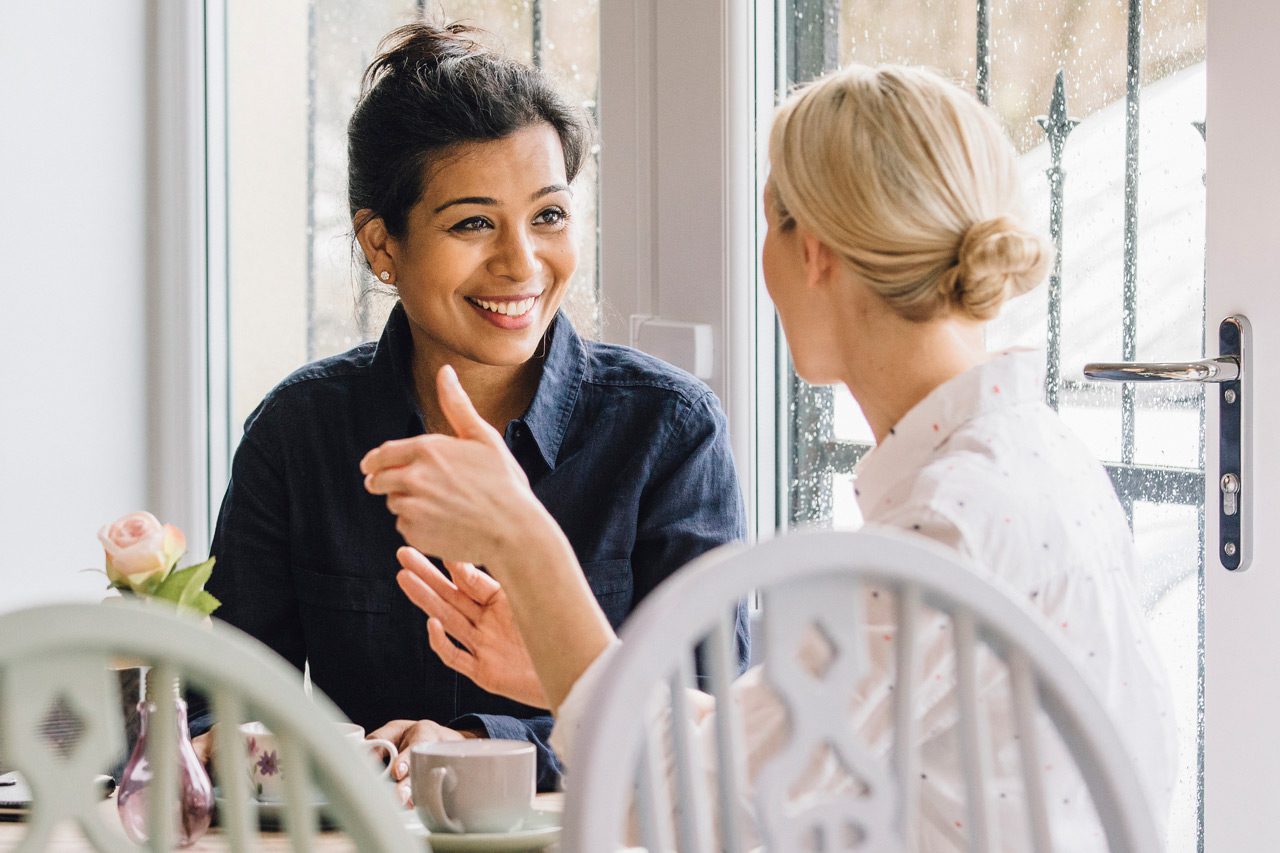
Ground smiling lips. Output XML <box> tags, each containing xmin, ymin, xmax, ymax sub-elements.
<box><xmin>465</xmin><ymin>294</ymin><xmax>541</xmax><ymax>330</ymax></box>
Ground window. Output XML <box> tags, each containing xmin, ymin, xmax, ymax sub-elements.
<box><xmin>775</xmin><ymin>1</ymin><xmax>1206</xmax><ymax>847</ymax></box>
<box><xmin>224</xmin><ymin>0</ymin><xmax>600</xmax><ymax>433</ymax></box>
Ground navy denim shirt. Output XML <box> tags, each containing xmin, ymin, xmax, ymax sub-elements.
<box><xmin>193</xmin><ymin>303</ymin><xmax>748</xmax><ymax>789</ymax></box>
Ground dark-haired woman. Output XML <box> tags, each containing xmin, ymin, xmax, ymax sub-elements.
<box><xmin>192</xmin><ymin>22</ymin><xmax>748</xmax><ymax>797</ymax></box>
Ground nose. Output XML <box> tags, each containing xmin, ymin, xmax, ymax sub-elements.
<box><xmin>489</xmin><ymin>225</ymin><xmax>540</xmax><ymax>283</ymax></box>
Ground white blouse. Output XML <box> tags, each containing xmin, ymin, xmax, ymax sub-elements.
<box><xmin>551</xmin><ymin>349</ymin><xmax>1177</xmax><ymax>850</ymax></box>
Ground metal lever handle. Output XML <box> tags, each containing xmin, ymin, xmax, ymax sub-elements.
<box><xmin>1082</xmin><ymin>315</ymin><xmax>1252</xmax><ymax>571</ymax></box>
<box><xmin>1082</xmin><ymin>356</ymin><xmax>1239</xmax><ymax>383</ymax></box>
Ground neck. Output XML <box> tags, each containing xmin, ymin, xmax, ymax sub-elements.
<box><xmin>840</xmin><ymin>314</ymin><xmax>988</xmax><ymax>444</ymax></box>
<box><xmin>408</xmin><ymin>333</ymin><xmax>543</xmax><ymax>435</ymax></box>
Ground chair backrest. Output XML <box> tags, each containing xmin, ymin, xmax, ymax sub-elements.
<box><xmin>0</xmin><ymin>601</ymin><xmax>417</xmax><ymax>852</ymax></box>
<box><xmin>561</xmin><ymin>529</ymin><xmax>1162</xmax><ymax>853</ymax></box>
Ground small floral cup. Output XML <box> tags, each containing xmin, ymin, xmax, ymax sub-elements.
<box><xmin>238</xmin><ymin>721</ymin><xmax>396</xmax><ymax>802</ymax></box>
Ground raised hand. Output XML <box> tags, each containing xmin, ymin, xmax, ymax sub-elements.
<box><xmin>396</xmin><ymin>546</ymin><xmax>548</xmax><ymax>709</ymax></box>
<box><xmin>361</xmin><ymin>365</ymin><xmax>543</xmax><ymax>567</ymax></box>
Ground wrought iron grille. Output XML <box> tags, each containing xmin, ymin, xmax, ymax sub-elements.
<box><xmin>779</xmin><ymin>3</ymin><xmax>1206</xmax><ymax>848</ymax></box>
<box><xmin>782</xmin><ymin>0</ymin><xmax>1206</xmax><ymax>529</ymax></box>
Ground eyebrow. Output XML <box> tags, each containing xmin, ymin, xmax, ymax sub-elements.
<box><xmin>432</xmin><ymin>184</ymin><xmax>571</xmax><ymax>214</ymax></box>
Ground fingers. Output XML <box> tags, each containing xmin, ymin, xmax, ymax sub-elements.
<box><xmin>368</xmin><ymin>719</ymin><xmax>415</xmax><ymax>747</ymax></box>
<box><xmin>437</xmin><ymin>365</ymin><xmax>503</xmax><ymax>446</ymax></box>
<box><xmin>397</xmin><ymin>776</ymin><xmax>413</xmax><ymax>808</ymax></box>
<box><xmin>447</xmin><ymin>560</ymin><xmax>501</xmax><ymax>604</ymax></box>
<box><xmin>360</xmin><ymin>433</ymin><xmax>454</xmax><ymax>482</ymax></box>
<box><xmin>396</xmin><ymin>569</ymin><xmax>481</xmax><ymax>648</ymax></box>
<box><xmin>399</xmin><ymin>549</ymin><xmax>484</xmax><ymax>621</ymax></box>
<box><xmin>359</xmin><ymin>435</ymin><xmax>421</xmax><ymax>476</ymax></box>
<box><xmin>389</xmin><ymin>720</ymin><xmax>459</xmax><ymax>783</ymax></box>
<box><xmin>427</xmin><ymin>616</ymin><xmax>481</xmax><ymax>681</ymax></box>
<box><xmin>192</xmin><ymin>730</ymin><xmax>215</xmax><ymax>769</ymax></box>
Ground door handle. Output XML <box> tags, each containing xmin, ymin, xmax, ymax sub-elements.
<box><xmin>1082</xmin><ymin>315</ymin><xmax>1252</xmax><ymax>571</ymax></box>
<box><xmin>1083</xmin><ymin>357</ymin><xmax>1238</xmax><ymax>383</ymax></box>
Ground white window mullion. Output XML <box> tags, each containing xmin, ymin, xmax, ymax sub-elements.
<box><xmin>150</xmin><ymin>0</ymin><xmax>213</xmax><ymax>551</ymax></box>
<box><xmin>598</xmin><ymin>0</ymin><xmax>765</xmax><ymax>537</ymax></box>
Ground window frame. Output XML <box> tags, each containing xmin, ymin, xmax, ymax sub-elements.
<box><xmin>597</xmin><ymin>0</ymin><xmax>769</xmax><ymax>538</ymax></box>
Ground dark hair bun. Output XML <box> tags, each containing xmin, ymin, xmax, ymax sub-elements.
<box><xmin>360</xmin><ymin>23</ymin><xmax>487</xmax><ymax>93</ymax></box>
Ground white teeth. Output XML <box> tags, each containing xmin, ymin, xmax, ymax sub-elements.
<box><xmin>470</xmin><ymin>296</ymin><xmax>537</xmax><ymax>317</ymax></box>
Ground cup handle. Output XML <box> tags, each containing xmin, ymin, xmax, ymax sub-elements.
<box><xmin>364</xmin><ymin>738</ymin><xmax>398</xmax><ymax>778</ymax></box>
<box><xmin>422</xmin><ymin>766</ymin><xmax>465</xmax><ymax>833</ymax></box>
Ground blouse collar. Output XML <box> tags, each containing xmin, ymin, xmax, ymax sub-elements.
<box><xmin>853</xmin><ymin>348</ymin><xmax>1046</xmax><ymax>514</ymax></box>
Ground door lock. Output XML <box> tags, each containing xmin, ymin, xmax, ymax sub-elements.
<box><xmin>1084</xmin><ymin>315</ymin><xmax>1252</xmax><ymax>570</ymax></box>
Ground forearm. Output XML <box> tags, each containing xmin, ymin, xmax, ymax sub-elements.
<box><xmin>488</xmin><ymin>496</ymin><xmax>617</xmax><ymax>714</ymax></box>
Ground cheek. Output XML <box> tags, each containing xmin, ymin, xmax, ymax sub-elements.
<box><xmin>541</xmin><ymin>237</ymin><xmax>580</xmax><ymax>301</ymax></box>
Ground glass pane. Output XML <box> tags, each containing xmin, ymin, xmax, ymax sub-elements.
<box><xmin>227</xmin><ymin>0</ymin><xmax>601</xmax><ymax>431</ymax></box>
<box><xmin>781</xmin><ymin>3</ymin><xmax>1206</xmax><ymax>848</ymax></box>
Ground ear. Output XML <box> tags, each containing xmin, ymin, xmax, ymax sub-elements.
<box><xmin>354</xmin><ymin>210</ymin><xmax>397</xmax><ymax>282</ymax></box>
<box><xmin>800</xmin><ymin>231</ymin><xmax>837</xmax><ymax>292</ymax></box>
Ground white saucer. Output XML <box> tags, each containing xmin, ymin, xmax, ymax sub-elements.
<box><xmin>404</xmin><ymin>807</ymin><xmax>561</xmax><ymax>852</ymax></box>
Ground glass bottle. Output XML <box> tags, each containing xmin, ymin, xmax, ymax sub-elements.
<box><xmin>116</xmin><ymin>678</ymin><xmax>214</xmax><ymax>847</ymax></box>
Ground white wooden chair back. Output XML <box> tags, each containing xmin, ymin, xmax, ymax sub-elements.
<box><xmin>0</xmin><ymin>601</ymin><xmax>417</xmax><ymax>852</ymax></box>
<box><xmin>561</xmin><ymin>529</ymin><xmax>1162</xmax><ymax>853</ymax></box>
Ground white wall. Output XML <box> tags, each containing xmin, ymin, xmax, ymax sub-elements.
<box><xmin>0</xmin><ymin>1</ymin><xmax>151</xmax><ymax>612</ymax></box>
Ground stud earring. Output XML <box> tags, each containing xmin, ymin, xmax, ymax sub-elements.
<box><xmin>379</xmin><ymin>270</ymin><xmax>391</xmax><ymax>282</ymax></box>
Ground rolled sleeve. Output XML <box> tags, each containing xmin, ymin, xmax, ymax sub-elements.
<box><xmin>449</xmin><ymin>712</ymin><xmax>562</xmax><ymax>792</ymax></box>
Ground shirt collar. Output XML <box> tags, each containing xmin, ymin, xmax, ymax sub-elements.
<box><xmin>853</xmin><ymin>348</ymin><xmax>1046</xmax><ymax>513</ymax></box>
<box><xmin>517</xmin><ymin>310</ymin><xmax>588</xmax><ymax>470</ymax></box>
<box><xmin>369</xmin><ymin>302</ymin><xmax>587</xmax><ymax>470</ymax></box>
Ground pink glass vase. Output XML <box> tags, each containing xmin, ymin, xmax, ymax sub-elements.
<box><xmin>116</xmin><ymin>686</ymin><xmax>214</xmax><ymax>847</ymax></box>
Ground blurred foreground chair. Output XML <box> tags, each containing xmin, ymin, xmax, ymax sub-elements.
<box><xmin>561</xmin><ymin>529</ymin><xmax>1161</xmax><ymax>852</ymax></box>
<box><xmin>0</xmin><ymin>601</ymin><xmax>417</xmax><ymax>852</ymax></box>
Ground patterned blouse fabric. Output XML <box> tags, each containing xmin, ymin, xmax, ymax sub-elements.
<box><xmin>551</xmin><ymin>349</ymin><xmax>1176</xmax><ymax>849</ymax></box>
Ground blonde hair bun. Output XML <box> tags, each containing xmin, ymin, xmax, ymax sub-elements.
<box><xmin>949</xmin><ymin>216</ymin><xmax>1051</xmax><ymax>320</ymax></box>
<box><xmin>769</xmin><ymin>64</ymin><xmax>1053</xmax><ymax>323</ymax></box>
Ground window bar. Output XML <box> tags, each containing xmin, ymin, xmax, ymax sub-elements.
<box><xmin>1036</xmin><ymin>70</ymin><xmax>1079</xmax><ymax>412</ymax></box>
<box><xmin>785</xmin><ymin>0</ymin><xmax>840</xmax><ymax>527</ymax></box>
<box><xmin>531</xmin><ymin>0</ymin><xmax>544</xmax><ymax>69</ymax></box>
<box><xmin>304</xmin><ymin>0</ymin><xmax>318</xmax><ymax>362</ymax></box>
<box><xmin>976</xmin><ymin>0</ymin><xmax>991</xmax><ymax>106</ymax></box>
<box><xmin>1194</xmin><ymin>117</ymin><xmax>1207</xmax><ymax>853</ymax></box>
<box><xmin>1120</xmin><ymin>0</ymin><xmax>1143</xmax><ymax>476</ymax></box>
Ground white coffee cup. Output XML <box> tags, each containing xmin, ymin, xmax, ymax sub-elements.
<box><xmin>411</xmin><ymin>739</ymin><xmax>535</xmax><ymax>834</ymax></box>
<box><xmin>238</xmin><ymin>721</ymin><xmax>396</xmax><ymax>802</ymax></box>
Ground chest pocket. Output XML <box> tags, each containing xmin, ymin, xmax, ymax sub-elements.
<box><xmin>294</xmin><ymin>567</ymin><xmax>394</xmax><ymax>614</ymax></box>
<box><xmin>581</xmin><ymin>559</ymin><xmax>633</xmax><ymax>627</ymax></box>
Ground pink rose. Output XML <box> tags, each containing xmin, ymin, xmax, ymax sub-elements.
<box><xmin>98</xmin><ymin>511</ymin><xmax>187</xmax><ymax>592</ymax></box>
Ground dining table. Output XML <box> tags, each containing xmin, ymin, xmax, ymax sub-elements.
<box><xmin>0</xmin><ymin>789</ymin><xmax>566</xmax><ymax>851</ymax></box>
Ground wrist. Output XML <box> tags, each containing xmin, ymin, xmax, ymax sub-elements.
<box><xmin>488</xmin><ymin>493</ymin><xmax>561</xmax><ymax>571</ymax></box>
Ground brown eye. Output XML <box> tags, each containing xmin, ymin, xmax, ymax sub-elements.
<box><xmin>451</xmin><ymin>216</ymin><xmax>493</xmax><ymax>233</ymax></box>
<box><xmin>534</xmin><ymin>207</ymin><xmax>568</xmax><ymax>226</ymax></box>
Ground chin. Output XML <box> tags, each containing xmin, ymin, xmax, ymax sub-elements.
<box><xmin>791</xmin><ymin>354</ymin><xmax>843</xmax><ymax>387</ymax></box>
<box><xmin>469</xmin><ymin>337</ymin><xmax>545</xmax><ymax>367</ymax></box>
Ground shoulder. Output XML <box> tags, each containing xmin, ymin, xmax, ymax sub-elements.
<box><xmin>899</xmin><ymin>405</ymin><xmax>1129</xmax><ymax>574</ymax></box>
<box><xmin>242</xmin><ymin>341</ymin><xmax>379</xmax><ymax>435</ymax></box>
<box><xmin>579</xmin><ymin>340</ymin><xmax>713</xmax><ymax>407</ymax></box>
<box><xmin>566</xmin><ymin>341</ymin><xmax>728</xmax><ymax>455</ymax></box>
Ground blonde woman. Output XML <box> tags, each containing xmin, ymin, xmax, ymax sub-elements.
<box><xmin>366</xmin><ymin>65</ymin><xmax>1176</xmax><ymax>846</ymax></box>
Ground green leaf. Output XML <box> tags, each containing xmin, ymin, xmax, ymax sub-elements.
<box><xmin>153</xmin><ymin>558</ymin><xmax>216</xmax><ymax>608</ymax></box>
<box><xmin>192</xmin><ymin>590</ymin><xmax>221</xmax><ymax>616</ymax></box>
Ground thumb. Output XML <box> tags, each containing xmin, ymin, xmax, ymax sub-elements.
<box><xmin>437</xmin><ymin>365</ymin><xmax>502</xmax><ymax>444</ymax></box>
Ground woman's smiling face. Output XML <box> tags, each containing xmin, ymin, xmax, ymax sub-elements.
<box><xmin>385</xmin><ymin>122</ymin><xmax>578</xmax><ymax>367</ymax></box>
